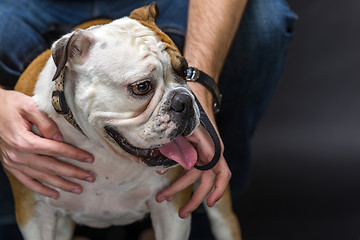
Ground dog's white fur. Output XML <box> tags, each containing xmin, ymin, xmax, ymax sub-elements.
<box><xmin>11</xmin><ymin>5</ymin><xmax>241</xmax><ymax>240</ymax></box>
<box><xmin>25</xmin><ymin>17</ymin><xmax>195</xmax><ymax>240</ymax></box>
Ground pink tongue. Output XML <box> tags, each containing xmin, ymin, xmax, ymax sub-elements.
<box><xmin>158</xmin><ymin>136</ymin><xmax>197</xmax><ymax>170</ymax></box>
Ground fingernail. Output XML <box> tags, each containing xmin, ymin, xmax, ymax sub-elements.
<box><xmin>84</xmin><ymin>157</ymin><xmax>94</xmax><ymax>163</ymax></box>
<box><xmin>53</xmin><ymin>133</ymin><xmax>63</xmax><ymax>142</ymax></box>
<box><xmin>183</xmin><ymin>212</ymin><xmax>189</xmax><ymax>218</ymax></box>
<box><xmin>85</xmin><ymin>176</ymin><xmax>95</xmax><ymax>182</ymax></box>
<box><xmin>49</xmin><ymin>192</ymin><xmax>59</xmax><ymax>199</ymax></box>
<box><xmin>157</xmin><ymin>196</ymin><xmax>165</xmax><ymax>202</ymax></box>
<box><xmin>71</xmin><ymin>188</ymin><xmax>82</xmax><ymax>194</ymax></box>
<box><xmin>167</xmin><ymin>196</ymin><xmax>174</xmax><ymax>201</ymax></box>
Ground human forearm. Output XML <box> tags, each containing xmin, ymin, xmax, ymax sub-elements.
<box><xmin>184</xmin><ymin>0</ymin><xmax>248</xmax><ymax>82</ymax></box>
<box><xmin>157</xmin><ymin>0</ymin><xmax>248</xmax><ymax>218</ymax></box>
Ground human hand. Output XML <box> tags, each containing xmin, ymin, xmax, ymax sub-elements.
<box><xmin>156</xmin><ymin>82</ymin><xmax>231</xmax><ymax>218</ymax></box>
<box><xmin>0</xmin><ymin>89</ymin><xmax>95</xmax><ymax>199</ymax></box>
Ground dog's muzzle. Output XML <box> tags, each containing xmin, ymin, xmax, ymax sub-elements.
<box><xmin>104</xmin><ymin>126</ymin><xmax>178</xmax><ymax>168</ymax></box>
<box><xmin>170</xmin><ymin>92</ymin><xmax>194</xmax><ymax>118</ymax></box>
<box><xmin>104</xmin><ymin>90</ymin><xmax>199</xmax><ymax>170</ymax></box>
<box><xmin>167</xmin><ymin>91</ymin><xmax>197</xmax><ymax>139</ymax></box>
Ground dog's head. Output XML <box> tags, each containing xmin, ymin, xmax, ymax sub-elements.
<box><xmin>50</xmin><ymin>3</ymin><xmax>200</xmax><ymax>170</ymax></box>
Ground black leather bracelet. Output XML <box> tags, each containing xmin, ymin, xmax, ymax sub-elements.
<box><xmin>186</xmin><ymin>67</ymin><xmax>222</xmax><ymax>114</ymax></box>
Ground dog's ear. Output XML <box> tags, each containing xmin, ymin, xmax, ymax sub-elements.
<box><xmin>129</xmin><ymin>2</ymin><xmax>159</xmax><ymax>24</ymax></box>
<box><xmin>52</xmin><ymin>30</ymin><xmax>94</xmax><ymax>80</ymax></box>
<box><xmin>129</xmin><ymin>3</ymin><xmax>187</xmax><ymax>79</ymax></box>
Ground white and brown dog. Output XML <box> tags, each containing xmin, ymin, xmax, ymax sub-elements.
<box><xmin>5</xmin><ymin>3</ymin><xmax>241</xmax><ymax>240</ymax></box>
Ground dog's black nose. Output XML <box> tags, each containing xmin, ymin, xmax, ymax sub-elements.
<box><xmin>170</xmin><ymin>93</ymin><xmax>194</xmax><ymax>117</ymax></box>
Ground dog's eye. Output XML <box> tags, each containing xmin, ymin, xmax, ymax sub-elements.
<box><xmin>131</xmin><ymin>81</ymin><xmax>152</xmax><ymax>95</ymax></box>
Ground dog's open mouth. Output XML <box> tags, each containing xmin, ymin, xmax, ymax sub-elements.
<box><xmin>104</xmin><ymin>126</ymin><xmax>197</xmax><ymax>170</ymax></box>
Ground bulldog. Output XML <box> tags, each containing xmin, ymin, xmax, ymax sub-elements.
<box><xmin>6</xmin><ymin>3</ymin><xmax>241</xmax><ymax>240</ymax></box>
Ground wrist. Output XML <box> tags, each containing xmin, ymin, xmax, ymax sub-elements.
<box><xmin>188</xmin><ymin>81</ymin><xmax>212</xmax><ymax>105</ymax></box>
<box><xmin>186</xmin><ymin>67</ymin><xmax>222</xmax><ymax>115</ymax></box>
<box><xmin>185</xmin><ymin>59</ymin><xmax>219</xmax><ymax>82</ymax></box>
<box><xmin>188</xmin><ymin>81</ymin><xmax>215</xmax><ymax>127</ymax></box>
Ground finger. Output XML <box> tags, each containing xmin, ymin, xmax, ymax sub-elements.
<box><xmin>22</xmin><ymin>104</ymin><xmax>63</xmax><ymax>141</ymax></box>
<box><xmin>156</xmin><ymin>169</ymin><xmax>201</xmax><ymax>202</ymax></box>
<box><xmin>20</xmin><ymin>132</ymin><xmax>94</xmax><ymax>163</ymax></box>
<box><xmin>178</xmin><ymin>172</ymin><xmax>216</xmax><ymax>218</ymax></box>
<box><xmin>186</xmin><ymin>126</ymin><xmax>217</xmax><ymax>166</ymax></box>
<box><xmin>13</xmin><ymin>164</ymin><xmax>84</xmax><ymax>195</ymax></box>
<box><xmin>8</xmin><ymin>167</ymin><xmax>59</xmax><ymax>199</ymax></box>
<box><xmin>186</xmin><ymin>125</ymin><xmax>211</xmax><ymax>146</ymax></box>
<box><xmin>206</xmin><ymin>158</ymin><xmax>231</xmax><ymax>207</ymax></box>
<box><xmin>14</xmin><ymin>152</ymin><xmax>96</xmax><ymax>182</ymax></box>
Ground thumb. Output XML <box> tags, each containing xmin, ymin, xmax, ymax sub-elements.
<box><xmin>23</xmin><ymin>102</ymin><xmax>63</xmax><ymax>141</ymax></box>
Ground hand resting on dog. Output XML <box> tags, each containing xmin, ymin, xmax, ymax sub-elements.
<box><xmin>0</xmin><ymin>0</ymin><xmax>241</xmax><ymax>218</ymax></box>
<box><xmin>0</xmin><ymin>87</ymin><xmax>230</xmax><ymax>218</ymax></box>
<box><xmin>0</xmin><ymin>88</ymin><xmax>95</xmax><ymax>199</ymax></box>
<box><xmin>156</xmin><ymin>82</ymin><xmax>231</xmax><ymax>219</ymax></box>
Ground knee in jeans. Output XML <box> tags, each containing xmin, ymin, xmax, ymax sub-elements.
<box><xmin>0</xmin><ymin>8</ymin><xmax>26</xmax><ymax>59</ymax></box>
<box><xmin>245</xmin><ymin>1</ymin><xmax>297</xmax><ymax>49</ymax></box>
<box><xmin>0</xmin><ymin>8</ymin><xmax>46</xmax><ymax>79</ymax></box>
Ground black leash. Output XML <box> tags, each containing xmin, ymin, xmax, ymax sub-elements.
<box><xmin>186</xmin><ymin>67</ymin><xmax>222</xmax><ymax>114</ymax></box>
<box><xmin>193</xmin><ymin>97</ymin><xmax>222</xmax><ymax>171</ymax></box>
<box><xmin>186</xmin><ymin>67</ymin><xmax>222</xmax><ymax>171</ymax></box>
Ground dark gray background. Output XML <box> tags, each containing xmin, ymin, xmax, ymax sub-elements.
<box><xmin>234</xmin><ymin>0</ymin><xmax>360</xmax><ymax>239</ymax></box>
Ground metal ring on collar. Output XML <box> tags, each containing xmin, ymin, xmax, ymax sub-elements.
<box><xmin>186</xmin><ymin>67</ymin><xmax>222</xmax><ymax>114</ymax></box>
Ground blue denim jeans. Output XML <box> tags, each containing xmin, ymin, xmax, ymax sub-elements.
<box><xmin>0</xmin><ymin>0</ymin><xmax>297</xmax><ymax>237</ymax></box>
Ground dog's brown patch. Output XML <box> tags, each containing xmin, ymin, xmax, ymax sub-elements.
<box><xmin>15</xmin><ymin>50</ymin><xmax>51</xmax><ymax>96</ymax></box>
<box><xmin>3</xmin><ymin>171</ymin><xmax>36</xmax><ymax>227</ymax></box>
<box><xmin>130</xmin><ymin>3</ymin><xmax>188</xmax><ymax>79</ymax></box>
<box><xmin>213</xmin><ymin>186</ymin><xmax>242</xmax><ymax>239</ymax></box>
<box><xmin>74</xmin><ymin>19</ymin><xmax>112</xmax><ymax>30</ymax></box>
<box><xmin>165</xmin><ymin>166</ymin><xmax>192</xmax><ymax>213</ymax></box>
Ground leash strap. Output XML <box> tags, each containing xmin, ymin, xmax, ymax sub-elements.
<box><xmin>186</xmin><ymin>67</ymin><xmax>222</xmax><ymax>114</ymax></box>
<box><xmin>194</xmin><ymin>97</ymin><xmax>222</xmax><ymax>171</ymax></box>
<box><xmin>186</xmin><ymin>67</ymin><xmax>222</xmax><ymax>170</ymax></box>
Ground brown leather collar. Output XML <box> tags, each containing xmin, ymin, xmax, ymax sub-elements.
<box><xmin>51</xmin><ymin>67</ymin><xmax>85</xmax><ymax>135</ymax></box>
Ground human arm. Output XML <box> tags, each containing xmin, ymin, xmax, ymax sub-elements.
<box><xmin>0</xmin><ymin>88</ymin><xmax>96</xmax><ymax>199</ymax></box>
<box><xmin>156</xmin><ymin>0</ymin><xmax>248</xmax><ymax>218</ymax></box>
